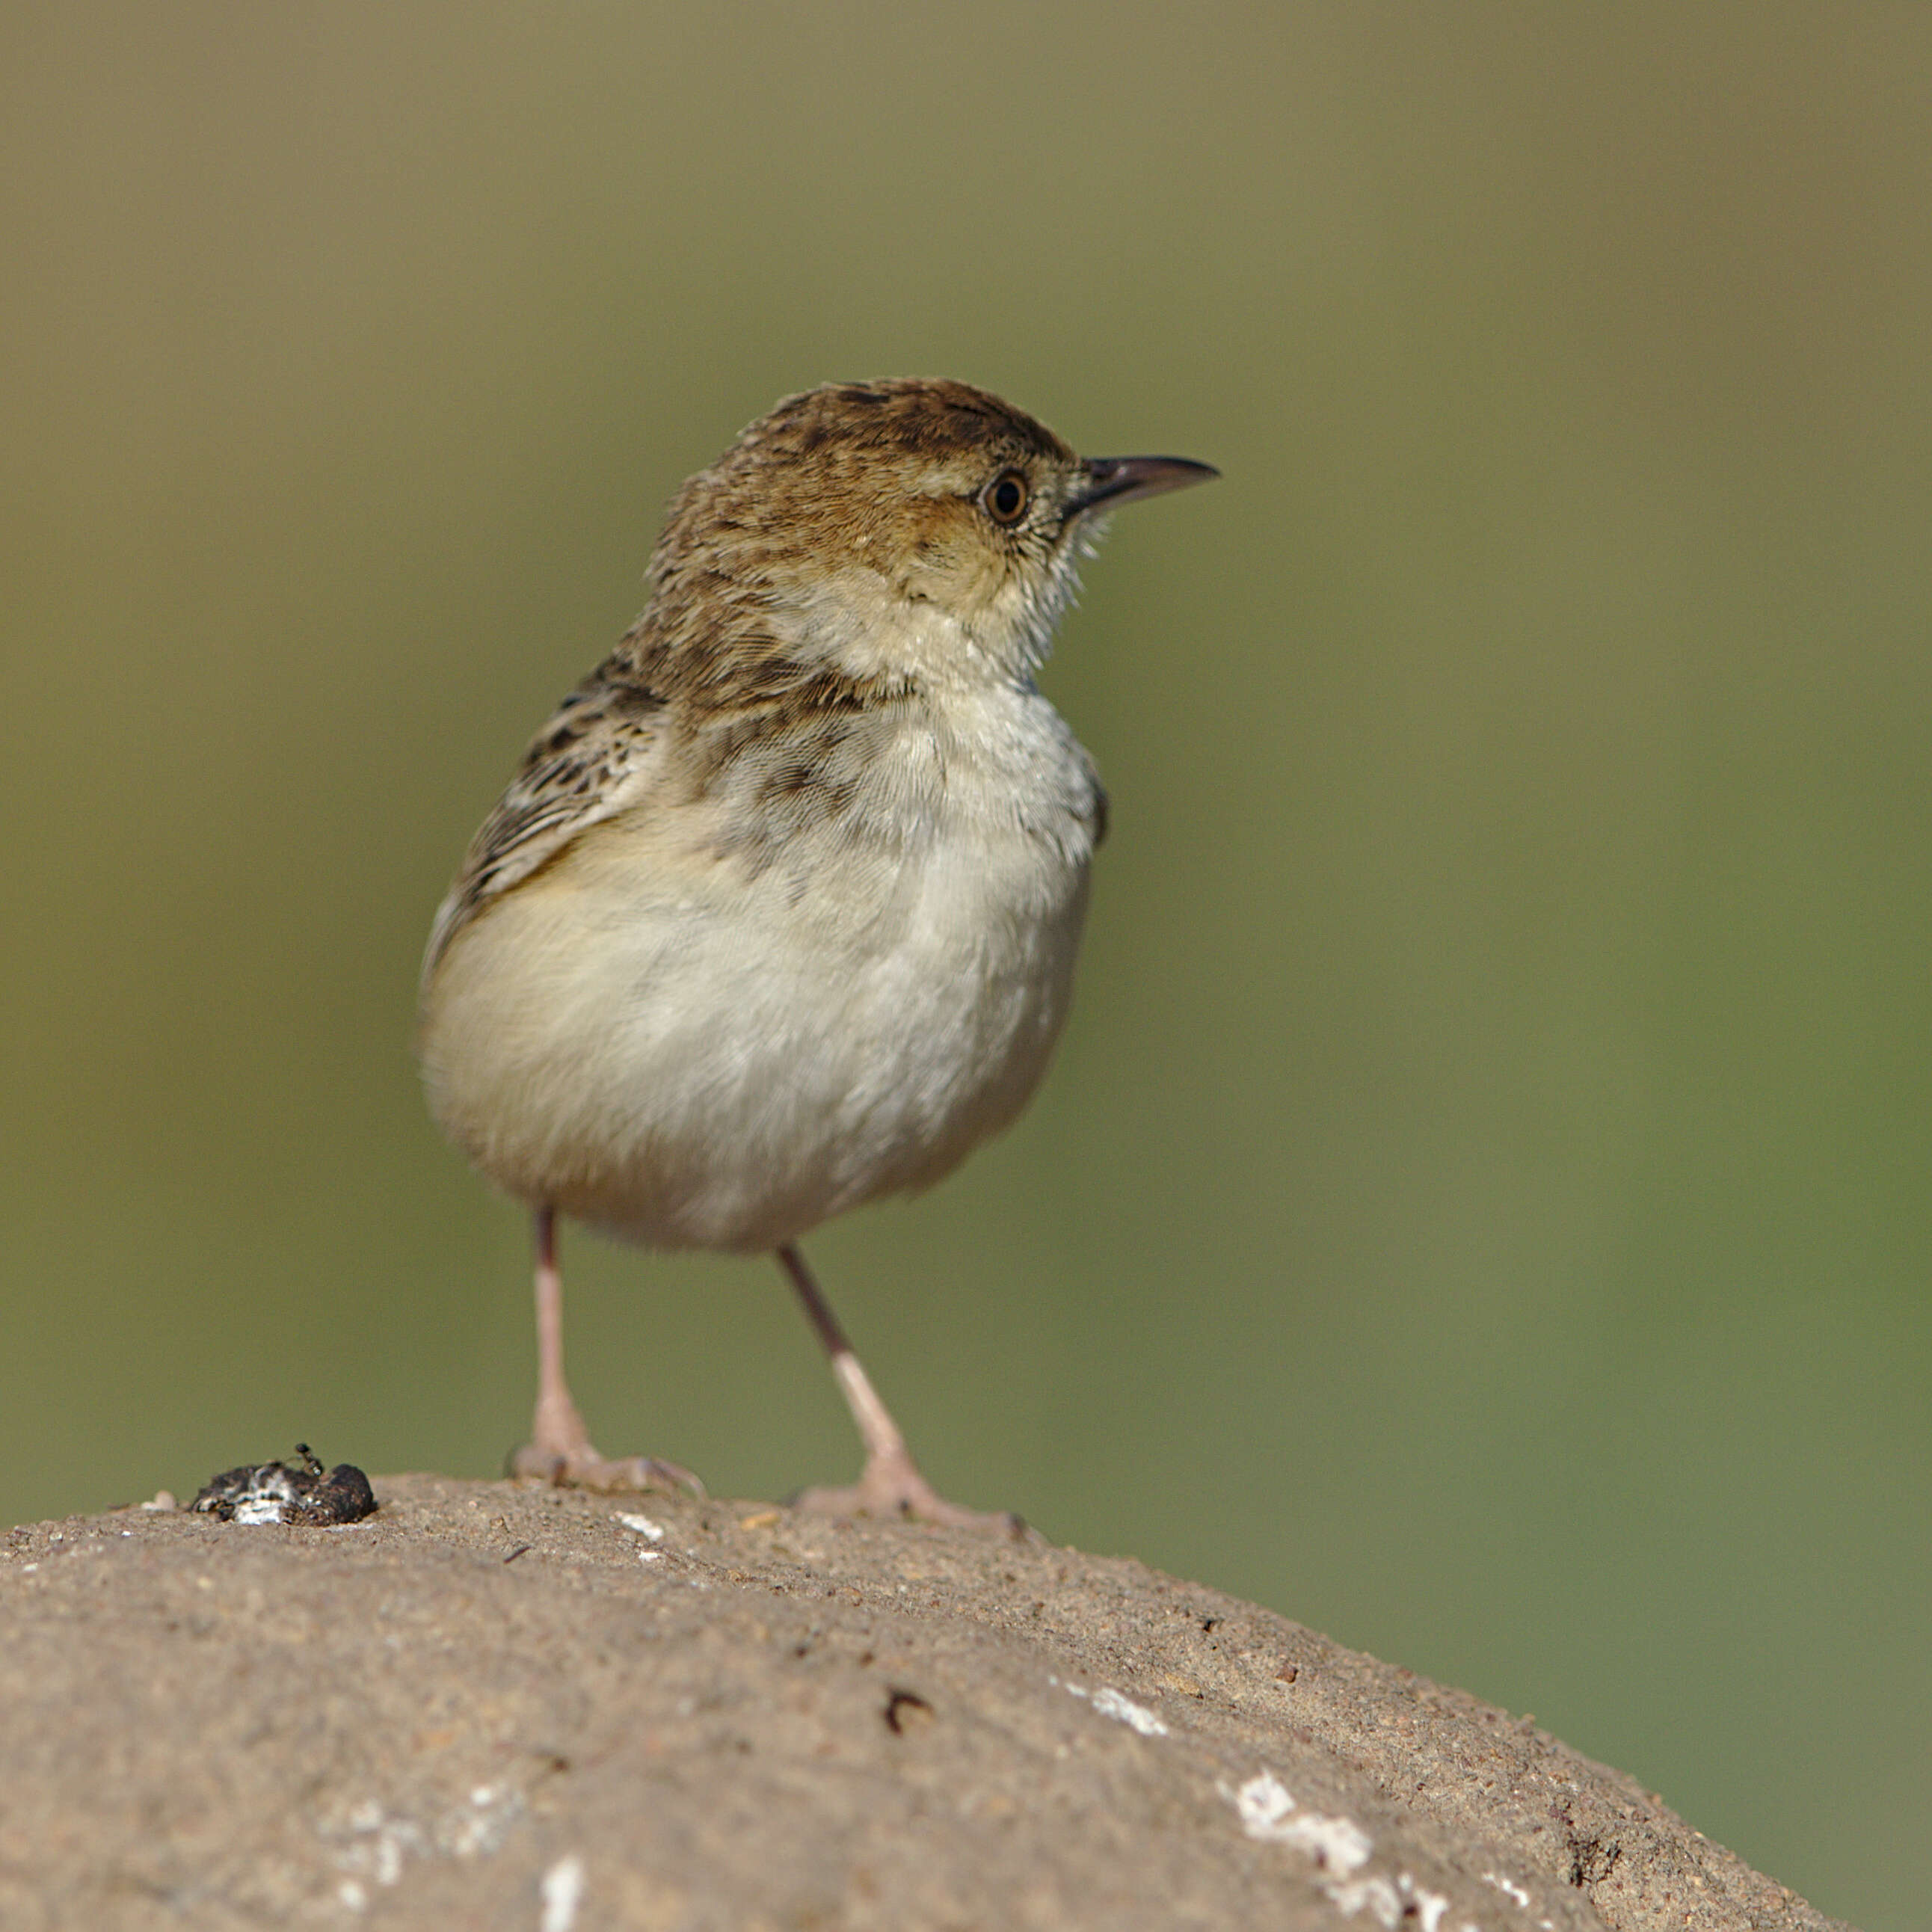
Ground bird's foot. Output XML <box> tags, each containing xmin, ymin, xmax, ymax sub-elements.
<box><xmin>791</xmin><ymin>1444</ymin><xmax>1025</xmax><ymax>1536</ymax></box>
<box><xmin>510</xmin><ymin>1442</ymin><xmax>706</xmax><ymax>1497</ymax></box>
<box><xmin>514</xmin><ymin>1376</ymin><xmax>705</xmax><ymax>1495</ymax></box>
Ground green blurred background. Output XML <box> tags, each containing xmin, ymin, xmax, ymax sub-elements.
<box><xmin>4</xmin><ymin>5</ymin><xmax>1927</xmax><ymax>1923</ymax></box>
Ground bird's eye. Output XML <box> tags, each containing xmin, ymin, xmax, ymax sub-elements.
<box><xmin>980</xmin><ymin>470</ymin><xmax>1030</xmax><ymax>526</ymax></box>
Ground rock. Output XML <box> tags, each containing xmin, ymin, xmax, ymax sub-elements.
<box><xmin>0</xmin><ymin>1474</ymin><xmax>1851</xmax><ymax>1931</ymax></box>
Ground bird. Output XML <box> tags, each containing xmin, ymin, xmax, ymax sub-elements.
<box><xmin>417</xmin><ymin>378</ymin><xmax>1215</xmax><ymax>1527</ymax></box>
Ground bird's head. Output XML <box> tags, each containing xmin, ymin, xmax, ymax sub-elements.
<box><xmin>644</xmin><ymin>379</ymin><xmax>1216</xmax><ymax>694</ymax></box>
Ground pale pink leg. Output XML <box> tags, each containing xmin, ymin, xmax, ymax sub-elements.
<box><xmin>778</xmin><ymin>1243</ymin><xmax>1021</xmax><ymax>1533</ymax></box>
<box><xmin>511</xmin><ymin>1206</ymin><xmax>702</xmax><ymax>1496</ymax></box>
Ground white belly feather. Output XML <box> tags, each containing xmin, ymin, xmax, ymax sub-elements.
<box><xmin>419</xmin><ymin>687</ymin><xmax>1097</xmax><ymax>1252</ymax></box>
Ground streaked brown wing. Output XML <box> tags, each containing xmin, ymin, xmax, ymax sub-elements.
<box><xmin>421</xmin><ymin>655</ymin><xmax>665</xmax><ymax>979</ymax></box>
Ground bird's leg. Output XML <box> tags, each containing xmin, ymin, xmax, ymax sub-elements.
<box><xmin>523</xmin><ymin>1205</ymin><xmax>586</xmax><ymax>1460</ymax></box>
<box><xmin>511</xmin><ymin>1205</ymin><xmax>703</xmax><ymax>1496</ymax></box>
<box><xmin>778</xmin><ymin>1243</ymin><xmax>1022</xmax><ymax>1533</ymax></box>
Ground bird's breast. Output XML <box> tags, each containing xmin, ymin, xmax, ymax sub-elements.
<box><xmin>419</xmin><ymin>688</ymin><xmax>1101</xmax><ymax>1251</ymax></box>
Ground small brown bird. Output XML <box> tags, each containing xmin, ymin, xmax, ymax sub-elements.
<box><xmin>419</xmin><ymin>378</ymin><xmax>1214</xmax><ymax>1525</ymax></box>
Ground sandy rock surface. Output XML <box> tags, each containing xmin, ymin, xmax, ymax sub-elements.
<box><xmin>0</xmin><ymin>1474</ymin><xmax>1849</xmax><ymax>1931</ymax></box>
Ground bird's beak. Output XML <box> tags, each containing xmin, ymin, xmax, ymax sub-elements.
<box><xmin>1066</xmin><ymin>455</ymin><xmax>1219</xmax><ymax>517</ymax></box>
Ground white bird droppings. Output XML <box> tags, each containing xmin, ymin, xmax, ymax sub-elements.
<box><xmin>540</xmin><ymin>1853</ymin><xmax>586</xmax><ymax>1932</ymax></box>
<box><xmin>1229</xmin><ymin>1771</ymin><xmax>1373</xmax><ymax>1875</ymax></box>
<box><xmin>1053</xmin><ymin>1678</ymin><xmax>1169</xmax><ymax>1736</ymax></box>
<box><xmin>1407</xmin><ymin>1881</ymin><xmax>1450</xmax><ymax>1932</ymax></box>
<box><xmin>1088</xmin><ymin>1687</ymin><xmax>1169</xmax><ymax>1736</ymax></box>
<box><xmin>1327</xmin><ymin>1874</ymin><xmax>1403</xmax><ymax>1927</ymax></box>
<box><xmin>1226</xmin><ymin>1774</ymin><xmax>1472</xmax><ymax>1928</ymax></box>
